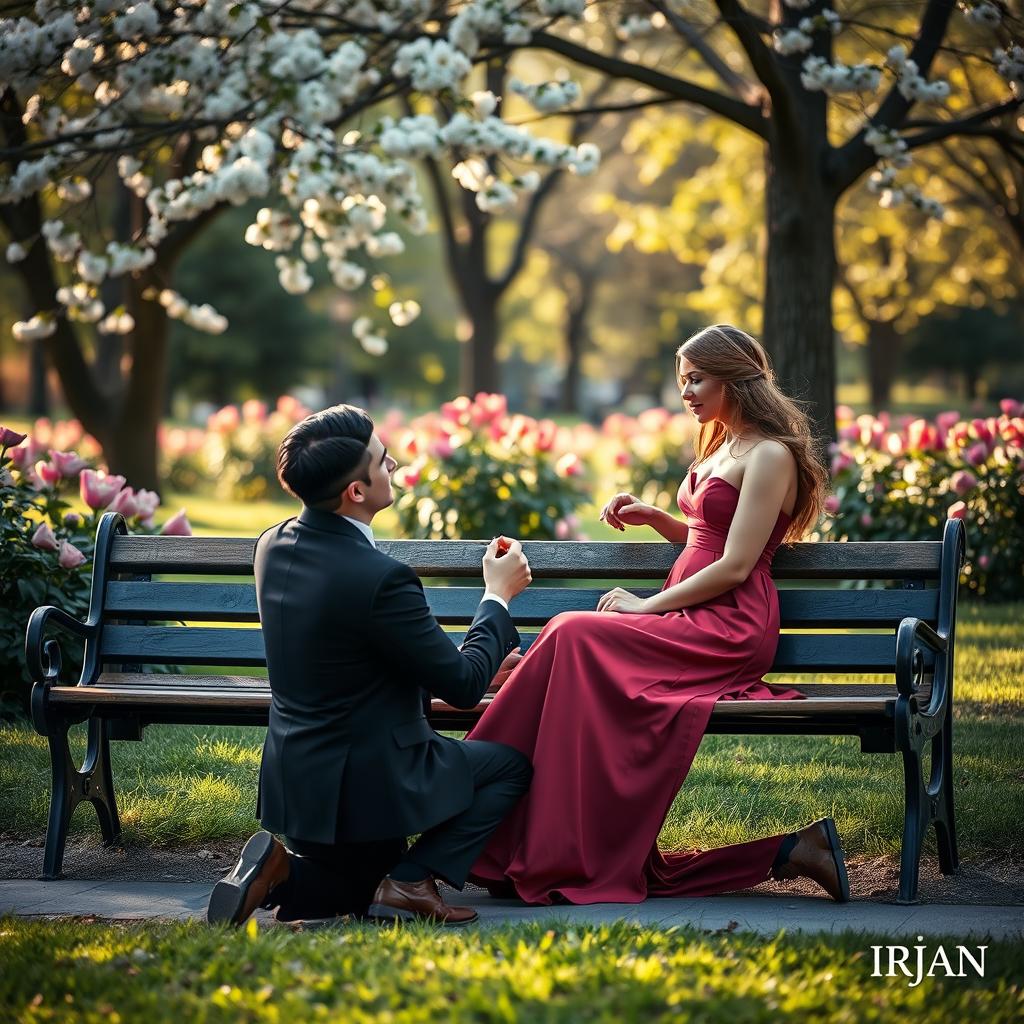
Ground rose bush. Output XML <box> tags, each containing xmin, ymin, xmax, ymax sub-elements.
<box><xmin>386</xmin><ymin>394</ymin><xmax>588</xmax><ymax>541</ymax></box>
<box><xmin>0</xmin><ymin>427</ymin><xmax>191</xmax><ymax>707</ymax></box>
<box><xmin>824</xmin><ymin>400</ymin><xmax>1024</xmax><ymax>599</ymax></box>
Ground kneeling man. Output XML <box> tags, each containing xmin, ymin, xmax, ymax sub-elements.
<box><xmin>208</xmin><ymin>404</ymin><xmax>532</xmax><ymax>926</ymax></box>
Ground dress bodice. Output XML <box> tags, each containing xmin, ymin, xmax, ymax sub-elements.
<box><xmin>677</xmin><ymin>471</ymin><xmax>791</xmax><ymax>571</ymax></box>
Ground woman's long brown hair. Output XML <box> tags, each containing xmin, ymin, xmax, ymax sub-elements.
<box><xmin>677</xmin><ymin>324</ymin><xmax>827</xmax><ymax>540</ymax></box>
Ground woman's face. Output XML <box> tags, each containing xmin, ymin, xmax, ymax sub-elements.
<box><xmin>678</xmin><ymin>355</ymin><xmax>728</xmax><ymax>425</ymax></box>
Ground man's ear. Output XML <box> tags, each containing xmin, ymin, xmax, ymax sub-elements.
<box><xmin>343</xmin><ymin>479</ymin><xmax>366</xmax><ymax>505</ymax></box>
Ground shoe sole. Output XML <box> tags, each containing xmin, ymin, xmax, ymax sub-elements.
<box><xmin>821</xmin><ymin>817</ymin><xmax>851</xmax><ymax>903</ymax></box>
<box><xmin>366</xmin><ymin>903</ymin><xmax>478</xmax><ymax>926</ymax></box>
<box><xmin>207</xmin><ymin>831</ymin><xmax>276</xmax><ymax>926</ymax></box>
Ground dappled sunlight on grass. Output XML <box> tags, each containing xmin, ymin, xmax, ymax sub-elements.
<box><xmin>0</xmin><ymin>919</ymin><xmax>1021</xmax><ymax>1021</ymax></box>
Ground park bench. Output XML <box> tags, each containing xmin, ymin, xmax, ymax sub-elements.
<box><xmin>27</xmin><ymin>510</ymin><xmax>965</xmax><ymax>904</ymax></box>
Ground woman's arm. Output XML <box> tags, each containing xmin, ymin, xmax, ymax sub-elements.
<box><xmin>605</xmin><ymin>443</ymin><xmax>794</xmax><ymax>615</ymax></box>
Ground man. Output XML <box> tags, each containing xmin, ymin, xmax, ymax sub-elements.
<box><xmin>207</xmin><ymin>404</ymin><xmax>533</xmax><ymax>927</ymax></box>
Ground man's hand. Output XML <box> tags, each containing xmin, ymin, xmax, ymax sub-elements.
<box><xmin>596</xmin><ymin>588</ymin><xmax>651</xmax><ymax>614</ymax></box>
<box><xmin>483</xmin><ymin>536</ymin><xmax>532</xmax><ymax>603</ymax></box>
<box><xmin>487</xmin><ymin>647</ymin><xmax>523</xmax><ymax>693</ymax></box>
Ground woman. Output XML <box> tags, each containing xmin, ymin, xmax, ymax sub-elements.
<box><xmin>467</xmin><ymin>324</ymin><xmax>850</xmax><ymax>905</ymax></box>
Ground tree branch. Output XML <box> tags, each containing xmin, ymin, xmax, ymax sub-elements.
<box><xmin>529</xmin><ymin>29</ymin><xmax>767</xmax><ymax>138</ymax></box>
<box><xmin>711</xmin><ymin>0</ymin><xmax>792</xmax><ymax>112</ymax></box>
<box><xmin>902</xmin><ymin>99</ymin><xmax>1023</xmax><ymax>151</ymax></box>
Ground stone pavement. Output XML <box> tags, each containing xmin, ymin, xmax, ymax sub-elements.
<box><xmin>1</xmin><ymin>879</ymin><xmax>1021</xmax><ymax>938</ymax></box>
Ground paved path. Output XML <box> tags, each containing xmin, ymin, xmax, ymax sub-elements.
<box><xmin>1</xmin><ymin>880</ymin><xmax>1021</xmax><ymax>938</ymax></box>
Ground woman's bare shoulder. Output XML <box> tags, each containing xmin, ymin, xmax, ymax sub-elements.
<box><xmin>747</xmin><ymin>438</ymin><xmax>795</xmax><ymax>473</ymax></box>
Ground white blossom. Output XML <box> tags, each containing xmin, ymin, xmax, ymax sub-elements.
<box><xmin>965</xmin><ymin>2</ymin><xmax>1001</xmax><ymax>27</ymax></box>
<box><xmin>801</xmin><ymin>56</ymin><xmax>882</xmax><ymax>94</ymax></box>
<box><xmin>774</xmin><ymin>29</ymin><xmax>813</xmax><ymax>56</ymax></box>
<box><xmin>388</xmin><ymin>300</ymin><xmax>421</xmax><ymax>327</ymax></box>
<box><xmin>6</xmin><ymin>241</ymin><xmax>27</xmax><ymax>263</ymax></box>
<box><xmin>98</xmin><ymin>309</ymin><xmax>135</xmax><ymax>335</ymax></box>
<box><xmin>12</xmin><ymin>314</ymin><xmax>57</xmax><ymax>342</ymax></box>
<box><xmin>510</xmin><ymin>77</ymin><xmax>581</xmax><ymax>113</ymax></box>
<box><xmin>275</xmin><ymin>256</ymin><xmax>313</xmax><ymax>295</ymax></box>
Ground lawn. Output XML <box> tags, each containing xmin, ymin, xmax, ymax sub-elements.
<box><xmin>1</xmin><ymin>603</ymin><xmax>1021</xmax><ymax>858</ymax></box>
<box><xmin>0</xmin><ymin>918</ymin><xmax>1020</xmax><ymax>1023</ymax></box>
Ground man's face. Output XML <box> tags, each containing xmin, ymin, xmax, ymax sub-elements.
<box><xmin>358</xmin><ymin>433</ymin><xmax>397</xmax><ymax>515</ymax></box>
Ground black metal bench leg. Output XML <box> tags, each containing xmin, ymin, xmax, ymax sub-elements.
<box><xmin>897</xmin><ymin>747</ymin><xmax>927</xmax><ymax>905</ymax></box>
<box><xmin>40</xmin><ymin>718</ymin><xmax>121</xmax><ymax>880</ymax></box>
<box><xmin>932</xmin><ymin>715</ymin><xmax>959</xmax><ymax>876</ymax></box>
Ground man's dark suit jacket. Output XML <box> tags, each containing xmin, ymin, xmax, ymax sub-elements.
<box><xmin>253</xmin><ymin>506</ymin><xmax>520</xmax><ymax>845</ymax></box>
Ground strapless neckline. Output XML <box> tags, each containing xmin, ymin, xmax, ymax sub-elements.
<box><xmin>688</xmin><ymin>470</ymin><xmax>793</xmax><ymax>521</ymax></box>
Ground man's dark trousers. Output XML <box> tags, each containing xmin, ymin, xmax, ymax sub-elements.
<box><xmin>270</xmin><ymin>739</ymin><xmax>532</xmax><ymax>920</ymax></box>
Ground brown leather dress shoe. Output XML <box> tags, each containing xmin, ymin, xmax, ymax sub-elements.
<box><xmin>770</xmin><ymin>817</ymin><xmax>850</xmax><ymax>903</ymax></box>
<box><xmin>367</xmin><ymin>876</ymin><xmax>479</xmax><ymax>925</ymax></box>
<box><xmin>207</xmin><ymin>831</ymin><xmax>290</xmax><ymax>926</ymax></box>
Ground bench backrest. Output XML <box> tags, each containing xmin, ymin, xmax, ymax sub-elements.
<box><xmin>83</xmin><ymin>514</ymin><xmax>964</xmax><ymax>684</ymax></box>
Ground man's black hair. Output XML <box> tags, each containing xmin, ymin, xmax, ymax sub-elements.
<box><xmin>276</xmin><ymin>404</ymin><xmax>374</xmax><ymax>509</ymax></box>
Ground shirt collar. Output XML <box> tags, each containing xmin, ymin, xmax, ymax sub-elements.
<box><xmin>340</xmin><ymin>515</ymin><xmax>375</xmax><ymax>548</ymax></box>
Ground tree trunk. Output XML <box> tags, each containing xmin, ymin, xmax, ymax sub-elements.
<box><xmin>459</xmin><ymin>283</ymin><xmax>500</xmax><ymax>396</ymax></box>
<box><xmin>762</xmin><ymin>149</ymin><xmax>838</xmax><ymax>447</ymax></box>
<box><xmin>29</xmin><ymin>336</ymin><xmax>49</xmax><ymax>416</ymax></box>
<box><xmin>865</xmin><ymin>318</ymin><xmax>902</xmax><ymax>412</ymax></box>
<box><xmin>561</xmin><ymin>270</ymin><xmax>596</xmax><ymax>413</ymax></box>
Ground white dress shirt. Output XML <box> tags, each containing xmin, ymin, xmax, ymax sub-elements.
<box><xmin>341</xmin><ymin>515</ymin><xmax>508</xmax><ymax>612</ymax></box>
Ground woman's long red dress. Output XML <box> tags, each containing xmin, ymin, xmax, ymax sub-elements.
<box><xmin>466</xmin><ymin>471</ymin><xmax>805</xmax><ymax>904</ymax></box>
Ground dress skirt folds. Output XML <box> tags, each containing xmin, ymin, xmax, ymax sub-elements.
<box><xmin>466</xmin><ymin>471</ymin><xmax>805</xmax><ymax>904</ymax></box>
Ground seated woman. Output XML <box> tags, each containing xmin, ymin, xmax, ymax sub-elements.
<box><xmin>467</xmin><ymin>323</ymin><xmax>850</xmax><ymax>905</ymax></box>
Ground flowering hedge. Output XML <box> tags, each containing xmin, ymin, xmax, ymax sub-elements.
<box><xmin>826</xmin><ymin>400</ymin><xmax>1024</xmax><ymax>599</ymax></box>
<box><xmin>0</xmin><ymin>426</ymin><xmax>190</xmax><ymax>706</ymax></box>
<box><xmin>386</xmin><ymin>395</ymin><xmax>588</xmax><ymax>540</ymax></box>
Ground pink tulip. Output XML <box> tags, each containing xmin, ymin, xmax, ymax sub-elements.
<box><xmin>999</xmin><ymin>398</ymin><xmax>1022</xmax><ymax>418</ymax></box>
<box><xmin>64</xmin><ymin>512</ymin><xmax>81</xmax><ymax>528</ymax></box>
<box><xmin>555</xmin><ymin>519</ymin><xmax>572</xmax><ymax>540</ymax></box>
<box><xmin>108</xmin><ymin>486</ymin><xmax>140</xmax><ymax>518</ymax></box>
<box><xmin>394</xmin><ymin>465</ymin><xmax>421</xmax><ymax>488</ymax></box>
<box><xmin>429</xmin><ymin>436</ymin><xmax>454</xmax><ymax>460</ymax></box>
<box><xmin>49</xmin><ymin>450</ymin><xmax>89</xmax><ymax>478</ymax></box>
<box><xmin>977</xmin><ymin>554</ymin><xmax>990</xmax><ymax>570</ymax></box>
<box><xmin>824</xmin><ymin>496</ymin><xmax>841</xmax><ymax>515</ymax></box>
<box><xmin>134</xmin><ymin>488</ymin><xmax>160</xmax><ymax>525</ymax></box>
<box><xmin>965</xmin><ymin>443</ymin><xmax>988</xmax><ymax>467</ymax></box>
<box><xmin>0</xmin><ymin>425</ymin><xmax>28</xmax><ymax>450</ymax></box>
<box><xmin>58</xmin><ymin>540</ymin><xmax>86</xmax><ymax>569</ymax></box>
<box><xmin>615</xmin><ymin>450</ymin><xmax>632</xmax><ymax>467</ymax></box>
<box><xmin>34</xmin><ymin>460</ymin><xmax>62</xmax><ymax>487</ymax></box>
<box><xmin>950</xmin><ymin>470</ymin><xmax>977</xmax><ymax>496</ymax></box>
<box><xmin>79</xmin><ymin>468</ymin><xmax>126</xmax><ymax>510</ymax></box>
<box><xmin>535</xmin><ymin>420</ymin><xmax>558</xmax><ymax>452</ymax></box>
<box><xmin>860</xmin><ymin>512</ymin><xmax>872</xmax><ymax>527</ymax></box>
<box><xmin>837</xmin><ymin>425</ymin><xmax>860</xmax><ymax>443</ymax></box>
<box><xmin>31</xmin><ymin>522</ymin><xmax>58</xmax><ymax>551</ymax></box>
<box><xmin>208</xmin><ymin>405</ymin><xmax>240</xmax><ymax>433</ymax></box>
<box><xmin>947</xmin><ymin>501</ymin><xmax>966</xmax><ymax>520</ymax></box>
<box><xmin>160</xmin><ymin>509</ymin><xmax>192</xmax><ymax>536</ymax></box>
<box><xmin>830</xmin><ymin>451</ymin><xmax>853</xmax><ymax>475</ymax></box>
<box><xmin>970</xmin><ymin>418</ymin><xmax>993</xmax><ymax>445</ymax></box>
<box><xmin>242</xmin><ymin>399</ymin><xmax>267</xmax><ymax>424</ymax></box>
<box><xmin>9</xmin><ymin>438</ymin><xmax>45</xmax><ymax>470</ymax></box>
<box><xmin>555</xmin><ymin>452</ymin><xmax>583</xmax><ymax>478</ymax></box>
<box><xmin>935</xmin><ymin>411</ymin><xmax>961</xmax><ymax>435</ymax></box>
<box><xmin>835</xmin><ymin>404</ymin><xmax>855</xmax><ymax>423</ymax></box>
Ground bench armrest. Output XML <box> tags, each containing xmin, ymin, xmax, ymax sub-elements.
<box><xmin>895</xmin><ymin>615</ymin><xmax>948</xmax><ymax>710</ymax></box>
<box><xmin>25</xmin><ymin>605</ymin><xmax>98</xmax><ymax>685</ymax></box>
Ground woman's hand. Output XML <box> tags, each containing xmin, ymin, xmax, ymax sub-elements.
<box><xmin>599</xmin><ymin>493</ymin><xmax>660</xmax><ymax>532</ymax></box>
<box><xmin>596</xmin><ymin>588</ymin><xmax>650</xmax><ymax>614</ymax></box>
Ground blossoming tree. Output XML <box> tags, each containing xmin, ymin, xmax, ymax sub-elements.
<box><xmin>519</xmin><ymin>0</ymin><xmax>1023</xmax><ymax>438</ymax></box>
<box><xmin>0</xmin><ymin>0</ymin><xmax>601</xmax><ymax>487</ymax></box>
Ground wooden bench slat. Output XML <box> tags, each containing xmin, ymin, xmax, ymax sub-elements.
<box><xmin>89</xmin><ymin>673</ymin><xmax>922</xmax><ymax>700</ymax></box>
<box><xmin>108</xmin><ymin>535</ymin><xmax>943</xmax><ymax>580</ymax></box>
<box><xmin>47</xmin><ymin>683</ymin><xmax>901</xmax><ymax>721</ymax></box>
<box><xmin>102</xmin><ymin>580</ymin><xmax>939</xmax><ymax>629</ymax></box>
<box><xmin>105</xmin><ymin>582</ymin><xmax>260</xmax><ymax>621</ymax></box>
<box><xmin>100</xmin><ymin>625</ymin><xmax>266</xmax><ymax>665</ymax></box>
<box><xmin>99</xmin><ymin>623</ymin><xmax>902</xmax><ymax>671</ymax></box>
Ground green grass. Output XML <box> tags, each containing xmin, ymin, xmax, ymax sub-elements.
<box><xmin>0</xmin><ymin>604</ymin><xmax>1021</xmax><ymax>856</ymax></box>
<box><xmin>0</xmin><ymin>918</ymin><xmax>1020</xmax><ymax>1022</ymax></box>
